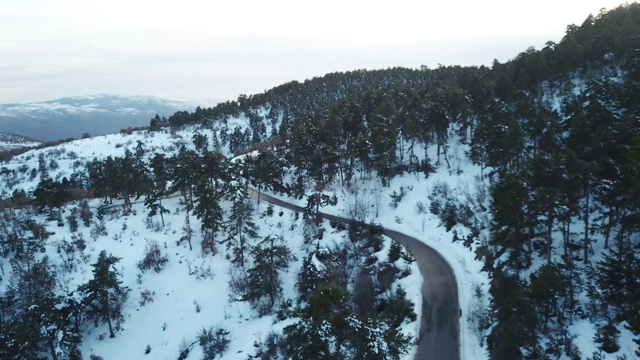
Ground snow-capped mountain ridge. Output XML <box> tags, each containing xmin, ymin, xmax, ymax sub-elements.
<box><xmin>0</xmin><ymin>94</ymin><xmax>218</xmax><ymax>142</ymax></box>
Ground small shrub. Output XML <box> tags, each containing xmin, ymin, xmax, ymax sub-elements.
<box><xmin>389</xmin><ymin>186</ymin><xmax>407</xmax><ymax>209</ymax></box>
<box><xmin>137</xmin><ymin>240</ymin><xmax>168</xmax><ymax>273</ymax></box>
<box><xmin>253</xmin><ymin>331</ymin><xmax>284</xmax><ymax>359</ymax></box>
<box><xmin>265</xmin><ymin>203</ymin><xmax>274</xmax><ymax>217</ymax></box>
<box><xmin>67</xmin><ymin>214</ymin><xmax>79</xmax><ymax>232</ymax></box>
<box><xmin>90</xmin><ymin>220</ymin><xmax>108</xmax><ymax>241</ymax></box>
<box><xmin>139</xmin><ymin>290</ymin><xmax>155</xmax><ymax>306</ymax></box>
<box><xmin>442</xmin><ymin>201</ymin><xmax>457</xmax><ymax>231</ymax></box>
<box><xmin>388</xmin><ymin>240</ymin><xmax>403</xmax><ymax>263</ymax></box>
<box><xmin>71</xmin><ymin>232</ymin><xmax>86</xmax><ymax>251</ymax></box>
<box><xmin>79</xmin><ymin>200</ymin><xmax>93</xmax><ymax>226</ymax></box>
<box><xmin>198</xmin><ymin>325</ymin><xmax>231</xmax><ymax>360</ymax></box>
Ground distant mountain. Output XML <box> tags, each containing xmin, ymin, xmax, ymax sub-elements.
<box><xmin>0</xmin><ymin>94</ymin><xmax>217</xmax><ymax>141</ymax></box>
<box><xmin>0</xmin><ymin>132</ymin><xmax>41</xmax><ymax>152</ymax></box>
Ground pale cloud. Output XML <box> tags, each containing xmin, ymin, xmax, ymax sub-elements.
<box><xmin>0</xmin><ymin>0</ymin><xmax>629</xmax><ymax>103</ymax></box>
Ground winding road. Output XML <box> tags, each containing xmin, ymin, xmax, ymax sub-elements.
<box><xmin>249</xmin><ymin>189</ymin><xmax>460</xmax><ymax>360</ymax></box>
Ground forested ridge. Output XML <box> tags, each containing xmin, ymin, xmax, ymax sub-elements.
<box><xmin>156</xmin><ymin>4</ymin><xmax>640</xmax><ymax>358</ymax></box>
<box><xmin>2</xmin><ymin>3</ymin><xmax>640</xmax><ymax>359</ymax></box>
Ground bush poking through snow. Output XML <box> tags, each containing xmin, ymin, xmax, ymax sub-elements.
<box><xmin>388</xmin><ymin>186</ymin><xmax>407</xmax><ymax>209</ymax></box>
<box><xmin>252</xmin><ymin>331</ymin><xmax>285</xmax><ymax>359</ymax></box>
<box><xmin>139</xmin><ymin>290</ymin><xmax>155</xmax><ymax>306</ymax></box>
<box><xmin>137</xmin><ymin>240</ymin><xmax>168</xmax><ymax>273</ymax></box>
<box><xmin>198</xmin><ymin>325</ymin><xmax>231</xmax><ymax>360</ymax></box>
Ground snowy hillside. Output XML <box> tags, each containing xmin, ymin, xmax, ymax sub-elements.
<box><xmin>0</xmin><ymin>132</ymin><xmax>41</xmax><ymax>152</ymax></box>
<box><xmin>0</xmin><ymin>119</ymin><xmax>430</xmax><ymax>359</ymax></box>
<box><xmin>0</xmin><ymin>95</ymin><xmax>218</xmax><ymax>141</ymax></box>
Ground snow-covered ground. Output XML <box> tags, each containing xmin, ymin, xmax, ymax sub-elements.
<box><xmin>0</xmin><ymin>132</ymin><xmax>41</xmax><ymax>151</ymax></box>
<box><xmin>0</xmin><ymin>123</ymin><xmax>424</xmax><ymax>359</ymax></box>
<box><xmin>2</xmin><ymin>107</ymin><xmax>635</xmax><ymax>358</ymax></box>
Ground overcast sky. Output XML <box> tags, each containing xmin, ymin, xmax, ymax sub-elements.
<box><xmin>0</xmin><ymin>0</ymin><xmax>629</xmax><ymax>104</ymax></box>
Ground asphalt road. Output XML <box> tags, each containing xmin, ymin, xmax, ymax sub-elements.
<box><xmin>249</xmin><ymin>189</ymin><xmax>460</xmax><ymax>360</ymax></box>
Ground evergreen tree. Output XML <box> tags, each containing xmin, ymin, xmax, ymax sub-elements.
<box><xmin>78</xmin><ymin>251</ymin><xmax>129</xmax><ymax>338</ymax></box>
<box><xmin>595</xmin><ymin>234</ymin><xmax>640</xmax><ymax>330</ymax></box>
<box><xmin>245</xmin><ymin>235</ymin><xmax>292</xmax><ymax>315</ymax></box>
<box><xmin>32</xmin><ymin>178</ymin><xmax>70</xmax><ymax>212</ymax></box>
<box><xmin>487</xmin><ymin>270</ymin><xmax>538</xmax><ymax>360</ymax></box>
<box><xmin>222</xmin><ymin>184</ymin><xmax>258</xmax><ymax>267</ymax></box>
<box><xmin>193</xmin><ymin>176</ymin><xmax>224</xmax><ymax>255</ymax></box>
<box><xmin>145</xmin><ymin>153</ymin><xmax>171</xmax><ymax>227</ymax></box>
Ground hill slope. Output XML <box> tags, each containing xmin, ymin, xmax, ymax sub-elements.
<box><xmin>0</xmin><ymin>132</ymin><xmax>41</xmax><ymax>151</ymax></box>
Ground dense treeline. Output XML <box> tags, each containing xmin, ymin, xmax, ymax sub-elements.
<box><xmin>2</xmin><ymin>3</ymin><xmax>640</xmax><ymax>358</ymax></box>
<box><xmin>147</xmin><ymin>4</ymin><xmax>640</xmax><ymax>358</ymax></box>
<box><xmin>2</xmin><ymin>138</ymin><xmax>418</xmax><ymax>358</ymax></box>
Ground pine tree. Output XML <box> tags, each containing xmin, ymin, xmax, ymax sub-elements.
<box><xmin>78</xmin><ymin>251</ymin><xmax>129</xmax><ymax>338</ymax></box>
<box><xmin>489</xmin><ymin>171</ymin><xmax>531</xmax><ymax>271</ymax></box>
<box><xmin>595</xmin><ymin>234</ymin><xmax>640</xmax><ymax>324</ymax></box>
<box><xmin>297</xmin><ymin>251</ymin><xmax>325</xmax><ymax>301</ymax></box>
<box><xmin>282</xmin><ymin>284</ymin><xmax>351</xmax><ymax>359</ymax></box>
<box><xmin>245</xmin><ymin>235</ymin><xmax>292</xmax><ymax>315</ymax></box>
<box><xmin>193</xmin><ymin>176</ymin><xmax>224</xmax><ymax>255</ymax></box>
<box><xmin>222</xmin><ymin>184</ymin><xmax>258</xmax><ymax>267</ymax></box>
<box><xmin>487</xmin><ymin>270</ymin><xmax>538</xmax><ymax>359</ymax></box>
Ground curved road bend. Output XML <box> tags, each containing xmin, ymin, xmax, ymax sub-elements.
<box><xmin>248</xmin><ymin>189</ymin><xmax>460</xmax><ymax>360</ymax></box>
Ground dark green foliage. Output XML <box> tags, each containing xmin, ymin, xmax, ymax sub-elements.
<box><xmin>245</xmin><ymin>236</ymin><xmax>292</xmax><ymax>315</ymax></box>
<box><xmin>528</xmin><ymin>263</ymin><xmax>565</xmax><ymax>332</ymax></box>
<box><xmin>388</xmin><ymin>186</ymin><xmax>406</xmax><ymax>209</ymax></box>
<box><xmin>282</xmin><ymin>284</ymin><xmax>415</xmax><ymax>360</ymax></box>
<box><xmin>0</xmin><ymin>256</ymin><xmax>83</xmax><ymax>360</ymax></box>
<box><xmin>79</xmin><ymin>200</ymin><xmax>92</xmax><ymax>227</ymax></box>
<box><xmin>192</xmin><ymin>132</ymin><xmax>209</xmax><ymax>153</ymax></box>
<box><xmin>593</xmin><ymin>235</ymin><xmax>640</xmax><ymax>338</ymax></box>
<box><xmin>487</xmin><ymin>270</ymin><xmax>538</xmax><ymax>360</ymax></box>
<box><xmin>222</xmin><ymin>184</ymin><xmax>259</xmax><ymax>267</ymax></box>
<box><xmin>303</xmin><ymin>192</ymin><xmax>337</xmax><ymax>221</ymax></box>
<box><xmin>198</xmin><ymin>325</ymin><xmax>231</xmax><ymax>360</ymax></box>
<box><xmin>441</xmin><ymin>201</ymin><xmax>457</xmax><ymax>231</ymax></box>
<box><xmin>0</xmin><ymin>5</ymin><xmax>638</xmax><ymax>358</ymax></box>
<box><xmin>67</xmin><ymin>213</ymin><xmax>79</xmax><ymax>232</ymax></box>
<box><xmin>86</xmin><ymin>150</ymin><xmax>151</xmax><ymax>208</ymax></box>
<box><xmin>388</xmin><ymin>240</ymin><xmax>402</xmax><ymax>263</ymax></box>
<box><xmin>297</xmin><ymin>250</ymin><xmax>326</xmax><ymax>301</ymax></box>
<box><xmin>33</xmin><ymin>178</ymin><xmax>71</xmax><ymax>211</ymax></box>
<box><xmin>381</xmin><ymin>287</ymin><xmax>417</xmax><ymax>328</ymax></box>
<box><xmin>594</xmin><ymin>319</ymin><xmax>620</xmax><ymax>353</ymax></box>
<box><xmin>252</xmin><ymin>331</ymin><xmax>285</xmax><ymax>360</ymax></box>
<box><xmin>78</xmin><ymin>251</ymin><xmax>129</xmax><ymax>338</ymax></box>
<box><xmin>137</xmin><ymin>240</ymin><xmax>169</xmax><ymax>273</ymax></box>
<box><xmin>348</xmin><ymin>221</ymin><xmax>385</xmax><ymax>254</ymax></box>
<box><xmin>193</xmin><ymin>176</ymin><xmax>224</xmax><ymax>255</ymax></box>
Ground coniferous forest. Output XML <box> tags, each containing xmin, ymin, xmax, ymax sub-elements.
<box><xmin>1</xmin><ymin>3</ymin><xmax>640</xmax><ymax>359</ymax></box>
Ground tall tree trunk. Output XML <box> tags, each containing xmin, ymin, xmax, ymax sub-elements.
<box><xmin>603</xmin><ymin>205</ymin><xmax>614</xmax><ymax>249</ymax></box>
<box><xmin>159</xmin><ymin>197</ymin><xmax>165</xmax><ymax>227</ymax></box>
<box><xmin>106</xmin><ymin>292</ymin><xmax>115</xmax><ymax>338</ymax></box>
<box><xmin>583</xmin><ymin>184</ymin><xmax>590</xmax><ymax>264</ymax></box>
<box><xmin>48</xmin><ymin>338</ymin><xmax>59</xmax><ymax>360</ymax></box>
<box><xmin>546</xmin><ymin>210</ymin><xmax>553</xmax><ymax>264</ymax></box>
